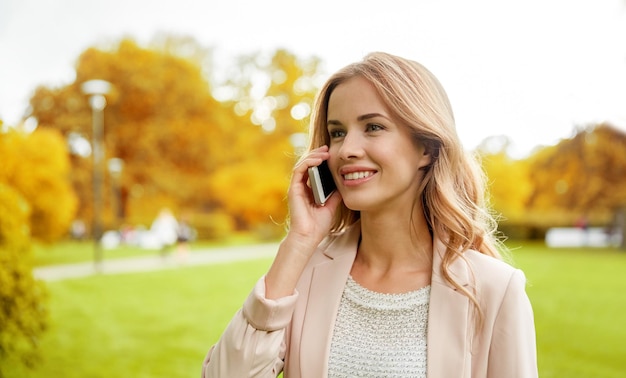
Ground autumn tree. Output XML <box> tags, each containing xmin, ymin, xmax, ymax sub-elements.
<box><xmin>477</xmin><ymin>136</ymin><xmax>532</xmax><ymax>228</ymax></box>
<box><xmin>28</xmin><ymin>38</ymin><xmax>325</xmax><ymax>237</ymax></box>
<box><xmin>0</xmin><ymin>127</ymin><xmax>73</xmax><ymax>372</ymax></box>
<box><xmin>0</xmin><ymin>128</ymin><xmax>77</xmax><ymax>241</ymax></box>
<box><xmin>0</xmin><ymin>183</ymin><xmax>48</xmax><ymax>375</ymax></box>
<box><xmin>208</xmin><ymin>49</ymin><xmax>323</xmax><ymax>230</ymax></box>
<box><xmin>526</xmin><ymin>123</ymin><xmax>626</xmax><ymax>228</ymax></box>
<box><xmin>29</xmin><ymin>38</ymin><xmax>232</xmax><ymax>231</ymax></box>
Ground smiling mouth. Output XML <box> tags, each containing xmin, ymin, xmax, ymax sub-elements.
<box><xmin>343</xmin><ymin>171</ymin><xmax>375</xmax><ymax>180</ymax></box>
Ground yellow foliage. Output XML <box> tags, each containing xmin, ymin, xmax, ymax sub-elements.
<box><xmin>0</xmin><ymin>182</ymin><xmax>48</xmax><ymax>371</ymax></box>
<box><xmin>527</xmin><ymin>124</ymin><xmax>626</xmax><ymax>223</ymax></box>
<box><xmin>0</xmin><ymin>184</ymin><xmax>30</xmax><ymax>250</ymax></box>
<box><xmin>0</xmin><ymin>128</ymin><xmax>77</xmax><ymax>241</ymax></box>
<box><xmin>27</xmin><ymin>38</ymin><xmax>324</xmax><ymax>235</ymax></box>
<box><xmin>480</xmin><ymin>152</ymin><xmax>532</xmax><ymax>223</ymax></box>
<box><xmin>210</xmin><ymin>159</ymin><xmax>290</xmax><ymax>228</ymax></box>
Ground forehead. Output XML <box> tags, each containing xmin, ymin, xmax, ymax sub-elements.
<box><xmin>327</xmin><ymin>76</ymin><xmax>389</xmax><ymax>119</ymax></box>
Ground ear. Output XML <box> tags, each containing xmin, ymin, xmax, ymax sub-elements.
<box><xmin>417</xmin><ymin>144</ymin><xmax>433</xmax><ymax>170</ymax></box>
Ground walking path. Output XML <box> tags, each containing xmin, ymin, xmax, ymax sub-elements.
<box><xmin>33</xmin><ymin>243</ymin><xmax>279</xmax><ymax>281</ymax></box>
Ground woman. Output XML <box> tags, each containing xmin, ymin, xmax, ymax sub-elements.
<box><xmin>202</xmin><ymin>52</ymin><xmax>537</xmax><ymax>377</ymax></box>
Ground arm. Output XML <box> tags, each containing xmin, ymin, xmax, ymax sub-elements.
<box><xmin>201</xmin><ymin>277</ymin><xmax>298</xmax><ymax>377</ymax></box>
<box><xmin>264</xmin><ymin>146</ymin><xmax>342</xmax><ymax>299</ymax></box>
<box><xmin>202</xmin><ymin>146</ymin><xmax>343</xmax><ymax>377</ymax></box>
<box><xmin>487</xmin><ymin>270</ymin><xmax>538</xmax><ymax>378</ymax></box>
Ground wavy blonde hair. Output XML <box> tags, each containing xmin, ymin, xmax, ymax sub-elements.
<box><xmin>305</xmin><ymin>52</ymin><xmax>504</xmax><ymax>309</ymax></box>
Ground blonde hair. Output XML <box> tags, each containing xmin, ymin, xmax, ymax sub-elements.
<box><xmin>305</xmin><ymin>52</ymin><xmax>504</xmax><ymax>310</ymax></box>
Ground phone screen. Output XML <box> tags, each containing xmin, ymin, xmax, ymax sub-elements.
<box><xmin>308</xmin><ymin>160</ymin><xmax>337</xmax><ymax>205</ymax></box>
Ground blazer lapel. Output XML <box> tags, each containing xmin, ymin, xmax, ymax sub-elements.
<box><xmin>427</xmin><ymin>239</ymin><xmax>473</xmax><ymax>378</ymax></box>
<box><xmin>295</xmin><ymin>226</ymin><xmax>474</xmax><ymax>377</ymax></box>
<box><xmin>299</xmin><ymin>225</ymin><xmax>360</xmax><ymax>377</ymax></box>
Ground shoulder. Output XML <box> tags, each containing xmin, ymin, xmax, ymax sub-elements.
<box><xmin>462</xmin><ymin>249</ymin><xmax>528</xmax><ymax>306</ymax></box>
<box><xmin>463</xmin><ymin>249</ymin><xmax>519</xmax><ymax>279</ymax></box>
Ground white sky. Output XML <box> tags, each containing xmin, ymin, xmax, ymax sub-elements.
<box><xmin>1</xmin><ymin>0</ymin><xmax>625</xmax><ymax>157</ymax></box>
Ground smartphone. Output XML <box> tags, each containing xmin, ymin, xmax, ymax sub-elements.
<box><xmin>308</xmin><ymin>160</ymin><xmax>337</xmax><ymax>205</ymax></box>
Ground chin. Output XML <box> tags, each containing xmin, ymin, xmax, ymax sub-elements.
<box><xmin>341</xmin><ymin>196</ymin><xmax>379</xmax><ymax>213</ymax></box>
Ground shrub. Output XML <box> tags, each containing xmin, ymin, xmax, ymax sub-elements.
<box><xmin>0</xmin><ymin>183</ymin><xmax>48</xmax><ymax>374</ymax></box>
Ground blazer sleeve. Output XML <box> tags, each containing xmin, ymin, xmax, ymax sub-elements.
<box><xmin>201</xmin><ymin>276</ymin><xmax>298</xmax><ymax>378</ymax></box>
<box><xmin>487</xmin><ymin>269</ymin><xmax>538</xmax><ymax>378</ymax></box>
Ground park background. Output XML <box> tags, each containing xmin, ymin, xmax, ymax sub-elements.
<box><xmin>2</xmin><ymin>0</ymin><xmax>626</xmax><ymax>377</ymax></box>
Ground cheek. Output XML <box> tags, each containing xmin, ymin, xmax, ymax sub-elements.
<box><xmin>327</xmin><ymin>144</ymin><xmax>340</xmax><ymax>163</ymax></box>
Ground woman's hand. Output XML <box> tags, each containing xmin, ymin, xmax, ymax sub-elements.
<box><xmin>264</xmin><ymin>146</ymin><xmax>342</xmax><ymax>299</ymax></box>
<box><xmin>286</xmin><ymin>145</ymin><xmax>342</xmax><ymax>247</ymax></box>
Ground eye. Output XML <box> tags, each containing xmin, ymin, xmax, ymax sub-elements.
<box><xmin>366</xmin><ymin>123</ymin><xmax>385</xmax><ymax>132</ymax></box>
<box><xmin>328</xmin><ymin>128</ymin><xmax>346</xmax><ymax>138</ymax></box>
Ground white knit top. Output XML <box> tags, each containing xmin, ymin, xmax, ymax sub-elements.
<box><xmin>328</xmin><ymin>276</ymin><xmax>430</xmax><ymax>378</ymax></box>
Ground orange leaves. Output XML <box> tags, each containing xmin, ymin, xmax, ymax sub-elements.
<box><xmin>527</xmin><ymin>124</ymin><xmax>626</xmax><ymax>219</ymax></box>
<box><xmin>210</xmin><ymin>159</ymin><xmax>290</xmax><ymax>227</ymax></box>
<box><xmin>480</xmin><ymin>124</ymin><xmax>626</xmax><ymax>228</ymax></box>
<box><xmin>26</xmin><ymin>38</ymin><xmax>325</xmax><ymax>234</ymax></box>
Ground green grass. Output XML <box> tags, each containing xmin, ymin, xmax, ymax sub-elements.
<box><xmin>508</xmin><ymin>242</ymin><xmax>626</xmax><ymax>378</ymax></box>
<box><xmin>5</xmin><ymin>242</ymin><xmax>626</xmax><ymax>377</ymax></box>
<box><xmin>32</xmin><ymin>240</ymin><xmax>161</xmax><ymax>266</ymax></box>
<box><xmin>4</xmin><ymin>258</ymin><xmax>274</xmax><ymax>378</ymax></box>
<box><xmin>32</xmin><ymin>232</ymin><xmax>273</xmax><ymax>266</ymax></box>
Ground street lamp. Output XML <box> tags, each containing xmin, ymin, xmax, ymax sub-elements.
<box><xmin>107</xmin><ymin>157</ymin><xmax>124</xmax><ymax>227</ymax></box>
<box><xmin>81</xmin><ymin>79</ymin><xmax>112</xmax><ymax>273</ymax></box>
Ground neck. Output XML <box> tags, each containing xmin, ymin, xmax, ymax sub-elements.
<box><xmin>357</xmin><ymin>208</ymin><xmax>433</xmax><ymax>272</ymax></box>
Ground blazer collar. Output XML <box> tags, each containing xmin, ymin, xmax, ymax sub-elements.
<box><xmin>299</xmin><ymin>223</ymin><xmax>360</xmax><ymax>377</ymax></box>
<box><xmin>427</xmin><ymin>238</ymin><xmax>473</xmax><ymax>377</ymax></box>
<box><xmin>299</xmin><ymin>222</ymin><xmax>473</xmax><ymax>377</ymax></box>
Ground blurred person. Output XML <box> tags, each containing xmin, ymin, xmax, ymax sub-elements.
<box><xmin>150</xmin><ymin>208</ymin><xmax>179</xmax><ymax>258</ymax></box>
<box><xmin>70</xmin><ymin>219</ymin><xmax>87</xmax><ymax>239</ymax></box>
<box><xmin>202</xmin><ymin>52</ymin><xmax>537</xmax><ymax>377</ymax></box>
<box><xmin>175</xmin><ymin>215</ymin><xmax>194</xmax><ymax>262</ymax></box>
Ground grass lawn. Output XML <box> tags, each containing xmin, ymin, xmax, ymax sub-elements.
<box><xmin>31</xmin><ymin>232</ymin><xmax>271</xmax><ymax>266</ymax></box>
<box><xmin>507</xmin><ymin>241</ymin><xmax>626</xmax><ymax>378</ymax></box>
<box><xmin>4</xmin><ymin>242</ymin><xmax>626</xmax><ymax>377</ymax></box>
<box><xmin>4</xmin><ymin>257</ymin><xmax>274</xmax><ymax>378</ymax></box>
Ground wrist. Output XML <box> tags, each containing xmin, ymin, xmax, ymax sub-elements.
<box><xmin>281</xmin><ymin>231</ymin><xmax>322</xmax><ymax>256</ymax></box>
<box><xmin>264</xmin><ymin>234</ymin><xmax>321</xmax><ymax>299</ymax></box>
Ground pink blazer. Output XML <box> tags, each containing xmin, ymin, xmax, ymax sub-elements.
<box><xmin>203</xmin><ymin>222</ymin><xmax>538</xmax><ymax>377</ymax></box>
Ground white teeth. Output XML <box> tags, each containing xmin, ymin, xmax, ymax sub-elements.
<box><xmin>344</xmin><ymin>171</ymin><xmax>373</xmax><ymax>180</ymax></box>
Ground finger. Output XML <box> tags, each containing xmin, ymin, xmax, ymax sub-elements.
<box><xmin>293</xmin><ymin>151</ymin><xmax>330</xmax><ymax>176</ymax></box>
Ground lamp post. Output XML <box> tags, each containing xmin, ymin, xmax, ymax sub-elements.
<box><xmin>81</xmin><ymin>79</ymin><xmax>112</xmax><ymax>273</ymax></box>
<box><xmin>107</xmin><ymin>157</ymin><xmax>124</xmax><ymax>227</ymax></box>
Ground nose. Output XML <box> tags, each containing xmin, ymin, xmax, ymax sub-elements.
<box><xmin>336</xmin><ymin>131</ymin><xmax>364</xmax><ymax>161</ymax></box>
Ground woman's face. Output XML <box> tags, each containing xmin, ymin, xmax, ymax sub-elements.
<box><xmin>326</xmin><ymin>76</ymin><xmax>431</xmax><ymax>214</ymax></box>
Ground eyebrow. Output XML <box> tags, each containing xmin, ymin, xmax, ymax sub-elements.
<box><xmin>327</xmin><ymin>113</ymin><xmax>390</xmax><ymax>126</ymax></box>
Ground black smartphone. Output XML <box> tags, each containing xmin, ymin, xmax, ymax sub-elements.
<box><xmin>308</xmin><ymin>160</ymin><xmax>337</xmax><ymax>205</ymax></box>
